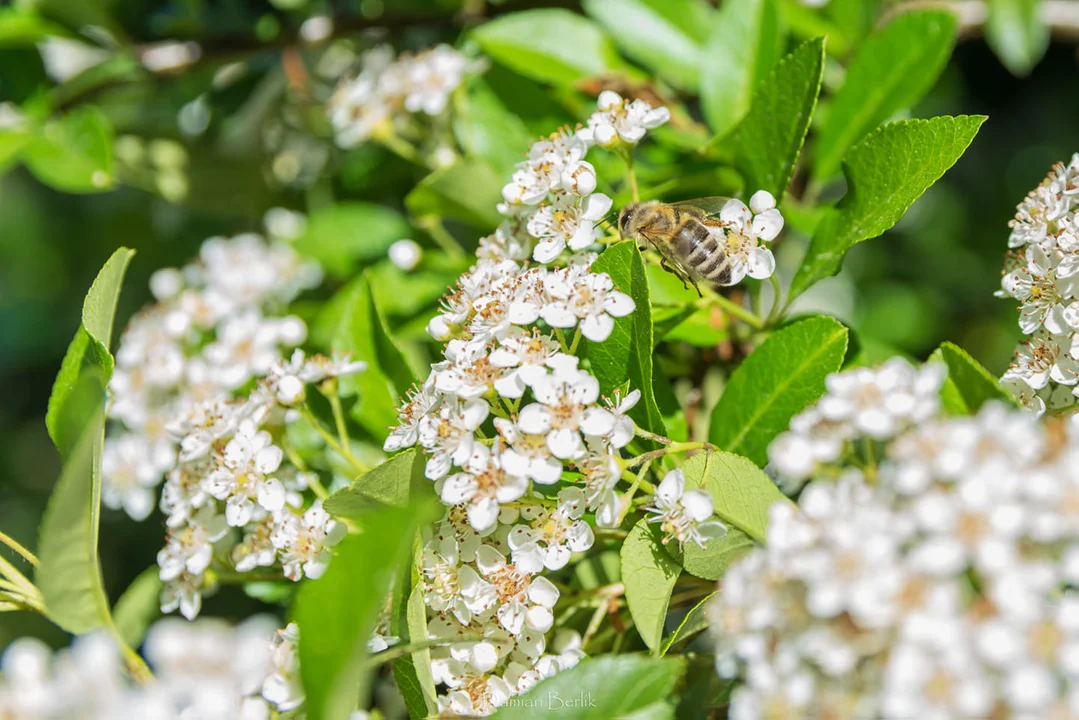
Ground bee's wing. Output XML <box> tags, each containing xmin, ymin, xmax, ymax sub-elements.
<box><xmin>669</xmin><ymin>196</ymin><xmax>737</xmax><ymax>218</ymax></box>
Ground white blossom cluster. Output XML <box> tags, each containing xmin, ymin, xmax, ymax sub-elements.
<box><xmin>104</xmin><ymin>230</ymin><xmax>321</xmax><ymax>520</ymax></box>
<box><xmin>0</xmin><ymin>617</ymin><xmax>302</xmax><ymax>719</ymax></box>
<box><xmin>714</xmin><ymin>360</ymin><xmax>1079</xmax><ymax>718</ymax></box>
<box><xmin>328</xmin><ymin>44</ymin><xmax>478</xmax><ymax>148</ymax></box>
<box><xmin>997</xmin><ymin>153</ymin><xmax>1079</xmax><ymax>414</ymax></box>
<box><xmin>382</xmin><ymin>93</ymin><xmax>720</xmax><ymax>716</ymax></box>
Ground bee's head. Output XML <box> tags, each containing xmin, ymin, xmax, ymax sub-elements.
<box><xmin>619</xmin><ymin>203</ymin><xmax>645</xmax><ymax>237</ymax></box>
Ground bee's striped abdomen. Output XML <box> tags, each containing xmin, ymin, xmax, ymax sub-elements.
<box><xmin>671</xmin><ymin>218</ymin><xmax>731</xmax><ymax>285</ymax></box>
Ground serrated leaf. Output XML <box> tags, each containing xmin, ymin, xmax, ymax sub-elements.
<box><xmin>325</xmin><ymin>448</ymin><xmax>430</xmax><ymax>517</ymax></box>
<box><xmin>113</xmin><ymin>567</ymin><xmax>162</xmax><ymax>648</ymax></box>
<box><xmin>672</xmin><ymin>526</ymin><xmax>755</xmax><ymax>581</ymax></box>
<box><xmin>793</xmin><ymin>116</ymin><xmax>986</xmax><ymax>299</ymax></box>
<box><xmin>295</xmin><ymin>501</ymin><xmax>435</xmax><ymax>720</ymax></box>
<box><xmin>316</xmin><ymin>274</ymin><xmax>417</xmax><ymax>442</ymax></box>
<box><xmin>700</xmin><ymin>0</ymin><xmax>782</xmax><ymax>138</ymax></box>
<box><xmin>293</xmin><ymin>203</ymin><xmax>412</xmax><ymax>278</ymax></box>
<box><xmin>680</xmin><ymin>451</ymin><xmax>791</xmax><ymax>542</ymax></box>
<box><xmin>587</xmin><ymin>242</ymin><xmax>665</xmax><ymax>437</ymax></box>
<box><xmin>709</xmin><ymin>316</ymin><xmax>848</xmax><ymax>467</ymax></box>
<box><xmin>405</xmin><ymin>158</ymin><xmax>504</xmax><ymax>231</ymax></box>
<box><xmin>986</xmin><ymin>0</ymin><xmax>1048</xmax><ymax>76</ymax></box>
<box><xmin>471</xmin><ymin>9</ymin><xmax>628</xmax><ymax>87</ymax></box>
<box><xmin>733</xmin><ymin>37</ymin><xmax>825</xmax><ymax>199</ymax></box>
<box><xmin>583</xmin><ymin>0</ymin><xmax>710</xmax><ymax>92</ymax></box>
<box><xmin>812</xmin><ymin>10</ymin><xmax>957</xmax><ymax>180</ymax></box>
<box><xmin>38</xmin><ymin>248</ymin><xmax>133</xmax><ymax>636</ymax></box>
<box><xmin>23</xmin><ymin>106</ymin><xmax>114</xmax><ymax>193</ymax></box>
<box><xmin>490</xmin><ymin>655</ymin><xmax>685</xmax><ymax>719</ymax></box>
<box><xmin>622</xmin><ymin>520</ymin><xmax>681</xmax><ymax>652</ymax></box>
<box><xmin>930</xmin><ymin>341</ymin><xmax>1015</xmax><ymax>415</ymax></box>
<box><xmin>660</xmin><ymin>591</ymin><xmax>716</xmax><ymax>655</ymax></box>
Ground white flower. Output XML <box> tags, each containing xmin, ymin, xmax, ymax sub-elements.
<box><xmin>402</xmin><ymin>45</ymin><xmax>470</xmax><ymax>115</ymax></box>
<box><xmin>158</xmin><ymin>505</ymin><xmax>228</xmax><ymax>583</ymax></box>
<box><xmin>646</xmin><ymin>469</ymin><xmax>727</xmax><ymax>550</ymax></box>
<box><xmin>528</xmin><ymin>193</ymin><xmax>612</xmax><ymax>263</ymax></box>
<box><xmin>384</xmin><ymin>380</ymin><xmax>441</xmax><ymax>452</ymax></box>
<box><xmin>508</xmin><ymin>488</ymin><xmax>594</xmax><ymax>572</ymax></box>
<box><xmin>1004</xmin><ymin>330</ymin><xmax>1079</xmax><ymax>389</ymax></box>
<box><xmin>423</xmin><ymin>536</ymin><xmax>491</xmax><ymax>625</ymax></box>
<box><xmin>541</xmin><ymin>267</ymin><xmax>635</xmax><ymax>342</ymax></box>
<box><xmin>261</xmin><ymin>624</ymin><xmax>303</xmax><ymax>712</ymax></box>
<box><xmin>474</xmin><ymin>545</ymin><xmax>560</xmax><ymax>642</ymax></box>
<box><xmin>417</xmin><ymin>398</ymin><xmax>489</xmax><ymax>480</ymax></box>
<box><xmin>271</xmin><ymin>501</ymin><xmax>347</xmax><ymax>581</ymax></box>
<box><xmin>488</xmin><ymin>330</ymin><xmax>563</xmax><ymax>399</ymax></box>
<box><xmin>577</xmin><ymin>91</ymin><xmax>669</xmax><ymax>148</ymax></box>
<box><xmin>494</xmin><ymin>417</ymin><xmax>563</xmax><ymax>486</ymax></box>
<box><xmin>706</xmin><ymin>195</ymin><xmax>784</xmax><ymax>286</ymax></box>
<box><xmin>816</xmin><ymin>358</ymin><xmax>944</xmax><ymax>438</ymax></box>
<box><xmin>518</xmin><ymin>362</ymin><xmax>609</xmax><ymax>460</ymax></box>
<box><xmin>439</xmin><ymin>443</ymin><xmax>528</xmax><ymax>532</ymax></box>
<box><xmin>603</xmin><ymin>388</ymin><xmax>640</xmax><ymax>448</ymax></box>
<box><xmin>101</xmin><ymin>435</ymin><xmax>170</xmax><ymax>521</ymax></box>
<box><xmin>205</xmin><ymin>419</ymin><xmax>287</xmax><ymax>527</ymax></box>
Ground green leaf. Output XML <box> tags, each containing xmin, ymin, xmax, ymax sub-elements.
<box><xmin>324</xmin><ymin>448</ymin><xmax>431</xmax><ymax>516</ymax></box>
<box><xmin>23</xmin><ymin>106</ymin><xmax>114</xmax><ymax>193</ymax></box>
<box><xmin>38</xmin><ymin>248</ymin><xmax>133</xmax><ymax>636</ymax></box>
<box><xmin>295</xmin><ymin>502</ymin><xmax>434</xmax><ymax>720</ymax></box>
<box><xmin>700</xmin><ymin>0</ymin><xmax>782</xmax><ymax>138</ymax></box>
<box><xmin>471</xmin><ymin>9</ymin><xmax>627</xmax><ymax>86</ymax></box>
<box><xmin>583</xmin><ymin>0</ymin><xmax>710</xmax><ymax>92</ymax></box>
<box><xmin>792</xmin><ymin>115</ymin><xmax>986</xmax><ymax>299</ymax></box>
<box><xmin>491</xmin><ymin>655</ymin><xmax>685</xmax><ymax>719</ymax></box>
<box><xmin>812</xmin><ymin>10</ymin><xmax>958</xmax><ymax>180</ymax></box>
<box><xmin>316</xmin><ymin>274</ymin><xmax>417</xmax><ymax>442</ymax></box>
<box><xmin>0</xmin><ymin>9</ymin><xmax>70</xmax><ymax>46</ymax></box>
<box><xmin>293</xmin><ymin>203</ymin><xmax>412</xmax><ymax>278</ymax></box>
<box><xmin>113</xmin><ymin>567</ymin><xmax>162</xmax><ymax>648</ymax></box>
<box><xmin>680</xmin><ymin>527</ymin><xmax>755</xmax><ymax>581</ymax></box>
<box><xmin>733</xmin><ymin>37</ymin><xmax>825</xmax><ymax>199</ymax></box>
<box><xmin>709</xmin><ymin>316</ymin><xmax>848</xmax><ymax>468</ymax></box>
<box><xmin>930</xmin><ymin>341</ymin><xmax>1015</xmax><ymax>415</ymax></box>
<box><xmin>46</xmin><ymin>248</ymin><xmax>134</xmax><ymax>455</ymax></box>
<box><xmin>587</xmin><ymin>242</ymin><xmax>665</xmax><ymax>437</ymax></box>
<box><xmin>680</xmin><ymin>451</ymin><xmax>791</xmax><ymax>542</ymax></box>
<box><xmin>0</xmin><ymin>129</ymin><xmax>30</xmax><ymax>173</ymax></box>
<box><xmin>405</xmin><ymin>159</ymin><xmax>504</xmax><ymax>231</ymax></box>
<box><xmin>622</xmin><ymin>520</ymin><xmax>681</xmax><ymax>652</ymax></box>
<box><xmin>390</xmin><ymin>543</ymin><xmax>437</xmax><ymax>719</ymax></box>
<box><xmin>986</xmin><ymin>0</ymin><xmax>1048</xmax><ymax>76</ymax></box>
<box><xmin>661</xmin><ymin>591</ymin><xmax>716</xmax><ymax>655</ymax></box>
<box><xmin>453</xmin><ymin>78</ymin><xmax>534</xmax><ymax>176</ymax></box>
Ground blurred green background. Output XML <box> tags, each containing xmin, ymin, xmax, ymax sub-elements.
<box><xmin>1</xmin><ymin>0</ymin><xmax>1077</xmax><ymax>649</ymax></box>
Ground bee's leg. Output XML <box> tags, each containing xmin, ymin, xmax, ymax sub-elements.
<box><xmin>689</xmin><ymin>277</ymin><xmax>703</xmax><ymax>298</ymax></box>
<box><xmin>660</xmin><ymin>258</ymin><xmax>689</xmax><ymax>290</ymax></box>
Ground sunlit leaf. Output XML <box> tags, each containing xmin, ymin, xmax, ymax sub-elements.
<box><xmin>113</xmin><ymin>567</ymin><xmax>162</xmax><ymax>648</ymax></box>
<box><xmin>986</xmin><ymin>0</ymin><xmax>1048</xmax><ymax>77</ymax></box>
<box><xmin>293</xmin><ymin>203</ymin><xmax>412</xmax><ymax>278</ymax></box>
<box><xmin>680</xmin><ymin>451</ymin><xmax>791</xmax><ymax>542</ymax></box>
<box><xmin>622</xmin><ymin>520</ymin><xmax>681</xmax><ymax>652</ymax></box>
<box><xmin>23</xmin><ymin>106</ymin><xmax>114</xmax><ymax>193</ymax></box>
<box><xmin>930</xmin><ymin>341</ymin><xmax>1015</xmax><ymax>415</ymax></box>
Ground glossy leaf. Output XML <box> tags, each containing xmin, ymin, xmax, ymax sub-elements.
<box><xmin>792</xmin><ymin>116</ymin><xmax>986</xmax><ymax>299</ymax></box>
<box><xmin>295</xmin><ymin>502</ymin><xmax>433</xmax><ymax>720</ymax></box>
<box><xmin>733</xmin><ymin>37</ymin><xmax>825</xmax><ymax>199</ymax></box>
<box><xmin>324</xmin><ymin>448</ymin><xmax>430</xmax><ymax>517</ymax></box>
<box><xmin>293</xmin><ymin>203</ymin><xmax>412</xmax><ymax>278</ymax></box>
<box><xmin>709</xmin><ymin>316</ymin><xmax>848</xmax><ymax>467</ymax></box>
<box><xmin>661</xmin><ymin>591</ymin><xmax>716</xmax><ymax>655</ymax></box>
<box><xmin>583</xmin><ymin>0</ymin><xmax>711</xmax><ymax>92</ymax></box>
<box><xmin>812</xmin><ymin>10</ymin><xmax>957</xmax><ymax>180</ymax></box>
<box><xmin>471</xmin><ymin>9</ymin><xmax>627</xmax><ymax>86</ymax></box>
<box><xmin>986</xmin><ymin>0</ymin><xmax>1048</xmax><ymax>77</ymax></box>
<box><xmin>680</xmin><ymin>451</ymin><xmax>791</xmax><ymax>542</ymax></box>
<box><xmin>930</xmin><ymin>341</ymin><xmax>1015</xmax><ymax>415</ymax></box>
<box><xmin>587</xmin><ymin>242</ymin><xmax>665</xmax><ymax>437</ymax></box>
<box><xmin>391</xmin><ymin>543</ymin><xmax>437</xmax><ymax>719</ymax></box>
<box><xmin>113</xmin><ymin>567</ymin><xmax>162</xmax><ymax>648</ymax></box>
<box><xmin>700</xmin><ymin>0</ymin><xmax>782</xmax><ymax>138</ymax></box>
<box><xmin>453</xmin><ymin>78</ymin><xmax>534</xmax><ymax>175</ymax></box>
<box><xmin>490</xmin><ymin>655</ymin><xmax>685</xmax><ymax>719</ymax></box>
<box><xmin>622</xmin><ymin>520</ymin><xmax>681</xmax><ymax>652</ymax></box>
<box><xmin>678</xmin><ymin>526</ymin><xmax>755</xmax><ymax>581</ymax></box>
<box><xmin>23</xmin><ymin>106</ymin><xmax>114</xmax><ymax>193</ymax></box>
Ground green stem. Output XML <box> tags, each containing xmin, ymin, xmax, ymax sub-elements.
<box><xmin>553</xmin><ymin>328</ymin><xmax>572</xmax><ymax>354</ymax></box>
<box><xmin>418</xmin><ymin>215</ymin><xmax>466</xmax><ymax>259</ymax></box>
<box><xmin>619</xmin><ymin>458</ymin><xmax>654</xmax><ymax>523</ymax></box>
<box><xmin>379</xmin><ymin>131</ymin><xmax>423</xmax><ymax>165</ymax></box>
<box><xmin>0</xmin><ymin>530</ymin><xmax>38</xmax><ymax>567</ymax></box>
<box><xmin>626</xmin><ymin>158</ymin><xmax>640</xmax><ymax>202</ymax></box>
<box><xmin>299</xmin><ymin>405</ymin><xmax>368</xmax><ymax>476</ymax></box>
<box><xmin>625</xmin><ymin>441</ymin><xmax>714</xmax><ymax>471</ymax></box>
<box><xmin>366</xmin><ymin>634</ymin><xmax>484</xmax><ymax>667</ymax></box>
<box><xmin>567</xmin><ymin>327</ymin><xmax>582</xmax><ymax>355</ymax></box>
<box><xmin>634</xmin><ymin>426</ymin><xmax>673</xmax><ymax>445</ymax></box>
<box><xmin>766</xmin><ymin>274</ymin><xmax>784</xmax><ymax>325</ymax></box>
<box><xmin>708</xmin><ymin>293</ymin><xmax>764</xmax><ymax>330</ymax></box>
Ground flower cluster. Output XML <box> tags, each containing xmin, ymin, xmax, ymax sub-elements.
<box><xmin>998</xmin><ymin>153</ymin><xmax>1079</xmax><ymax>413</ymax></box>
<box><xmin>0</xmin><ymin>617</ymin><xmax>297</xmax><ymax>719</ymax></box>
<box><xmin>382</xmin><ymin>93</ymin><xmax>722</xmax><ymax>715</ymax></box>
<box><xmin>104</xmin><ymin>230</ymin><xmax>320</xmax><ymax>520</ymax></box>
<box><xmin>713</xmin><ymin>360</ymin><xmax>1079</xmax><ymax>717</ymax></box>
<box><xmin>328</xmin><ymin>44</ymin><xmax>477</xmax><ymax>148</ymax></box>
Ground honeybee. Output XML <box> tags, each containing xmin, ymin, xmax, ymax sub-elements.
<box><xmin>618</xmin><ymin>198</ymin><xmax>737</xmax><ymax>295</ymax></box>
